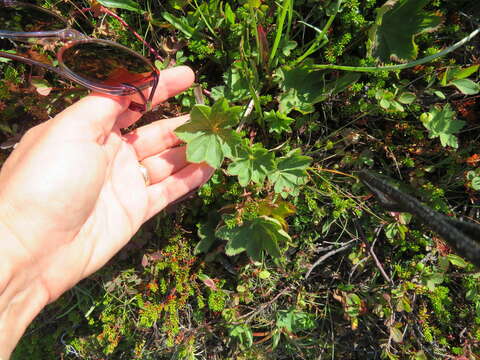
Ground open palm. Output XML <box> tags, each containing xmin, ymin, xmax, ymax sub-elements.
<box><xmin>0</xmin><ymin>66</ymin><xmax>211</xmax><ymax>302</ymax></box>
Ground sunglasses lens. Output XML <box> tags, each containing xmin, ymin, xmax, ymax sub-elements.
<box><xmin>61</xmin><ymin>42</ymin><xmax>155</xmax><ymax>86</ymax></box>
<box><xmin>0</xmin><ymin>4</ymin><xmax>66</xmax><ymax>32</ymax></box>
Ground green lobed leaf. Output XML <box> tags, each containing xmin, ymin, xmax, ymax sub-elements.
<box><xmin>97</xmin><ymin>0</ymin><xmax>143</xmax><ymax>13</ymax></box>
<box><xmin>367</xmin><ymin>0</ymin><xmax>442</xmax><ymax>62</ymax></box>
<box><xmin>276</xmin><ymin>66</ymin><xmax>360</xmax><ymax>114</ymax></box>
<box><xmin>420</xmin><ymin>104</ymin><xmax>465</xmax><ymax>149</ymax></box>
<box><xmin>264</xmin><ymin>110</ymin><xmax>295</xmax><ymax>135</ymax></box>
<box><xmin>194</xmin><ymin>222</ymin><xmax>216</xmax><ymax>255</ymax></box>
<box><xmin>439</xmin><ymin>133</ymin><xmax>459</xmax><ymax>148</ymax></box>
<box><xmin>216</xmin><ymin>216</ymin><xmax>289</xmax><ymax>261</ymax></box>
<box><xmin>211</xmin><ymin>64</ymin><xmax>250</xmax><ymax>102</ymax></box>
<box><xmin>269</xmin><ymin>149</ymin><xmax>312</xmax><ymax>198</ymax></box>
<box><xmin>276</xmin><ymin>308</ymin><xmax>317</xmax><ymax>333</ymax></box>
<box><xmin>472</xmin><ymin>177</ymin><xmax>480</xmax><ymax>191</ymax></box>
<box><xmin>175</xmin><ymin>99</ymin><xmax>242</xmax><ymax>168</ymax></box>
<box><xmin>227</xmin><ymin>142</ymin><xmax>276</xmax><ymax>186</ymax></box>
<box><xmin>276</xmin><ymin>66</ymin><xmax>323</xmax><ymax>114</ymax></box>
<box><xmin>257</xmin><ymin>199</ymin><xmax>296</xmax><ymax>230</ymax></box>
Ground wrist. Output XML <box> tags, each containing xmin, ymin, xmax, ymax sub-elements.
<box><xmin>0</xmin><ymin>222</ymin><xmax>49</xmax><ymax>359</ymax></box>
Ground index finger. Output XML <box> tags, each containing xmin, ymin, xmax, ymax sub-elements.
<box><xmin>50</xmin><ymin>93</ymin><xmax>129</xmax><ymax>142</ymax></box>
<box><xmin>123</xmin><ymin>115</ymin><xmax>189</xmax><ymax>160</ymax></box>
<box><xmin>116</xmin><ymin>66</ymin><xmax>195</xmax><ymax>129</ymax></box>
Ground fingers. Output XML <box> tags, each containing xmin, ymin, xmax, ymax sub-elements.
<box><xmin>50</xmin><ymin>94</ymin><xmax>130</xmax><ymax>143</ymax></box>
<box><xmin>117</xmin><ymin>66</ymin><xmax>195</xmax><ymax>129</ymax></box>
<box><xmin>123</xmin><ymin>115</ymin><xmax>189</xmax><ymax>160</ymax></box>
<box><xmin>140</xmin><ymin>146</ymin><xmax>188</xmax><ymax>184</ymax></box>
<box><xmin>145</xmin><ymin>163</ymin><xmax>213</xmax><ymax>219</ymax></box>
<box><xmin>33</xmin><ymin>66</ymin><xmax>193</xmax><ymax>144</ymax></box>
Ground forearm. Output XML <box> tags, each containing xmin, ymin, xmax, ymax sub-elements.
<box><xmin>0</xmin><ymin>222</ymin><xmax>49</xmax><ymax>359</ymax></box>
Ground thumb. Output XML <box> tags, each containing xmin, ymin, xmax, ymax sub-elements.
<box><xmin>50</xmin><ymin>93</ymin><xmax>130</xmax><ymax>143</ymax></box>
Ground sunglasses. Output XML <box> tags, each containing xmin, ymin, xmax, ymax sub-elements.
<box><xmin>0</xmin><ymin>1</ymin><xmax>160</xmax><ymax>113</ymax></box>
<box><xmin>359</xmin><ymin>170</ymin><xmax>480</xmax><ymax>267</ymax></box>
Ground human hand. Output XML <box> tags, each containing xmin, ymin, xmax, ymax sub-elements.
<box><xmin>0</xmin><ymin>66</ymin><xmax>212</xmax><ymax>357</ymax></box>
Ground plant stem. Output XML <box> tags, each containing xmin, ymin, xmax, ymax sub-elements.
<box><xmin>249</xmin><ymin>84</ymin><xmax>264</xmax><ymax>126</ymax></box>
<box><xmin>99</xmin><ymin>7</ymin><xmax>164</xmax><ymax>61</ymax></box>
<box><xmin>245</xmin><ymin>59</ymin><xmax>264</xmax><ymax>125</ymax></box>
<box><xmin>248</xmin><ymin>6</ymin><xmax>261</xmax><ymax>66</ymax></box>
<box><xmin>286</xmin><ymin>0</ymin><xmax>293</xmax><ymax>40</ymax></box>
<box><xmin>268</xmin><ymin>0</ymin><xmax>290</xmax><ymax>68</ymax></box>
<box><xmin>239</xmin><ymin>35</ymin><xmax>264</xmax><ymax>126</ymax></box>
<box><xmin>294</xmin><ymin>18</ymin><xmax>334</xmax><ymax>65</ymax></box>
<box><xmin>192</xmin><ymin>0</ymin><xmax>217</xmax><ymax>39</ymax></box>
<box><xmin>311</xmin><ymin>27</ymin><xmax>480</xmax><ymax>72</ymax></box>
<box><xmin>293</xmin><ymin>0</ymin><xmax>341</xmax><ymax>66</ymax></box>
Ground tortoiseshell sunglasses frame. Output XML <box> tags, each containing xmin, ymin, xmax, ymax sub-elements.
<box><xmin>0</xmin><ymin>0</ymin><xmax>160</xmax><ymax>113</ymax></box>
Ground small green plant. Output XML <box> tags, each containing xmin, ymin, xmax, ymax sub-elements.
<box><xmin>175</xmin><ymin>98</ymin><xmax>311</xmax><ymax>261</ymax></box>
<box><xmin>466</xmin><ymin>169</ymin><xmax>480</xmax><ymax>191</ymax></box>
<box><xmin>375</xmin><ymin>88</ymin><xmax>416</xmax><ymax>112</ymax></box>
<box><xmin>420</xmin><ymin>103</ymin><xmax>465</xmax><ymax>148</ymax></box>
<box><xmin>228</xmin><ymin>324</ymin><xmax>253</xmax><ymax>349</ymax></box>
<box><xmin>272</xmin><ymin>307</ymin><xmax>317</xmax><ymax>348</ymax></box>
<box><xmin>217</xmin><ymin>215</ymin><xmax>288</xmax><ymax>261</ymax></box>
<box><xmin>440</xmin><ymin>64</ymin><xmax>480</xmax><ymax>95</ymax></box>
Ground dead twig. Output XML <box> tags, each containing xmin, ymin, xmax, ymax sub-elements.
<box><xmin>314</xmin><ymin>244</ymin><xmax>336</xmax><ymax>253</ymax></box>
<box><xmin>348</xmin><ymin>256</ymin><xmax>370</xmax><ymax>283</ymax></box>
<box><xmin>305</xmin><ymin>239</ymin><xmax>357</xmax><ymax>279</ymax></box>
<box><xmin>237</xmin><ymin>286</ymin><xmax>292</xmax><ymax>323</ymax></box>
<box><xmin>369</xmin><ymin>228</ymin><xmax>393</xmax><ymax>285</ymax></box>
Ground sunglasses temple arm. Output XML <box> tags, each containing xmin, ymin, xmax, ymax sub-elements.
<box><xmin>0</xmin><ymin>50</ymin><xmax>70</xmax><ymax>77</ymax></box>
<box><xmin>359</xmin><ymin>170</ymin><xmax>480</xmax><ymax>267</ymax></box>
<box><xmin>147</xmin><ymin>72</ymin><xmax>160</xmax><ymax>109</ymax></box>
<box><xmin>121</xmin><ymin>72</ymin><xmax>159</xmax><ymax>112</ymax></box>
<box><xmin>120</xmin><ymin>82</ymin><xmax>149</xmax><ymax>113</ymax></box>
<box><xmin>0</xmin><ymin>29</ymin><xmax>86</xmax><ymax>41</ymax></box>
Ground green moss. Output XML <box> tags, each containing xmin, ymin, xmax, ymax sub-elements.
<box><xmin>208</xmin><ymin>290</ymin><xmax>228</xmax><ymax>312</ymax></box>
<box><xmin>428</xmin><ymin>286</ymin><xmax>452</xmax><ymax>326</ymax></box>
